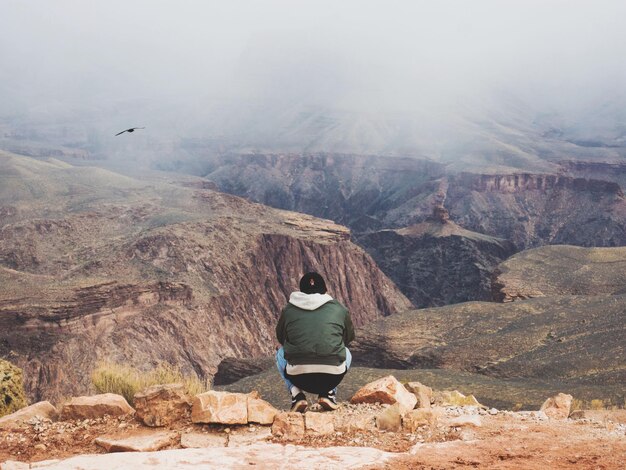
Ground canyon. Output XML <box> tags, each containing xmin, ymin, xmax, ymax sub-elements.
<box><xmin>0</xmin><ymin>151</ymin><xmax>410</xmax><ymax>402</ymax></box>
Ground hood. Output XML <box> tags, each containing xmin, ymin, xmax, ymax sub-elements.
<box><xmin>288</xmin><ymin>291</ymin><xmax>334</xmax><ymax>311</ymax></box>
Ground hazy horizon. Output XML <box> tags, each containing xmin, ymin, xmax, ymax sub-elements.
<box><xmin>2</xmin><ymin>0</ymin><xmax>626</xmax><ymax>167</ymax></box>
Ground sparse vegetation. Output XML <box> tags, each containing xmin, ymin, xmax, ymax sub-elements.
<box><xmin>571</xmin><ymin>397</ymin><xmax>622</xmax><ymax>411</ymax></box>
<box><xmin>0</xmin><ymin>359</ymin><xmax>28</xmax><ymax>417</ymax></box>
<box><xmin>91</xmin><ymin>361</ymin><xmax>209</xmax><ymax>404</ymax></box>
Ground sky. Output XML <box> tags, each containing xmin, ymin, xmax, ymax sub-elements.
<box><xmin>1</xmin><ymin>0</ymin><xmax>625</xmax><ymax>159</ymax></box>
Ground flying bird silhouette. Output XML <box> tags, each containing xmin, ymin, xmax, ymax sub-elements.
<box><xmin>115</xmin><ymin>127</ymin><xmax>145</xmax><ymax>136</ymax></box>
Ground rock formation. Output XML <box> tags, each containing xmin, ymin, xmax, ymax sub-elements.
<box><xmin>358</xmin><ymin>209</ymin><xmax>515</xmax><ymax>307</ymax></box>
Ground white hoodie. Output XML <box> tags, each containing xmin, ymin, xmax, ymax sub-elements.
<box><xmin>288</xmin><ymin>291</ymin><xmax>334</xmax><ymax>310</ymax></box>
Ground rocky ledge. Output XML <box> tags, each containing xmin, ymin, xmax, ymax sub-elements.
<box><xmin>1</xmin><ymin>376</ymin><xmax>624</xmax><ymax>470</ymax></box>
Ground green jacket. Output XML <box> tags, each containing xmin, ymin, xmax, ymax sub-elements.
<box><xmin>276</xmin><ymin>292</ymin><xmax>355</xmax><ymax>366</ymax></box>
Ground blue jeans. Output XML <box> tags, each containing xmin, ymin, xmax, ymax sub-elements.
<box><xmin>275</xmin><ymin>346</ymin><xmax>352</xmax><ymax>395</ymax></box>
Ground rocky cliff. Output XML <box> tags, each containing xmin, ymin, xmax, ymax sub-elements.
<box><xmin>445</xmin><ymin>173</ymin><xmax>626</xmax><ymax>249</ymax></box>
<box><xmin>0</xmin><ymin>152</ymin><xmax>411</xmax><ymax>402</ymax></box>
<box><xmin>358</xmin><ymin>208</ymin><xmax>515</xmax><ymax>307</ymax></box>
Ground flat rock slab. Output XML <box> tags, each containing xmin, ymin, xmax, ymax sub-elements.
<box><xmin>24</xmin><ymin>443</ymin><xmax>396</xmax><ymax>469</ymax></box>
<box><xmin>180</xmin><ymin>432</ymin><xmax>228</xmax><ymax>448</ymax></box>
<box><xmin>227</xmin><ymin>427</ymin><xmax>272</xmax><ymax>447</ymax></box>
<box><xmin>95</xmin><ymin>431</ymin><xmax>177</xmax><ymax>452</ymax></box>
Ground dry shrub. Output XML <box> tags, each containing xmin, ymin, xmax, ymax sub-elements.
<box><xmin>91</xmin><ymin>361</ymin><xmax>209</xmax><ymax>404</ymax></box>
<box><xmin>0</xmin><ymin>359</ymin><xmax>28</xmax><ymax>417</ymax></box>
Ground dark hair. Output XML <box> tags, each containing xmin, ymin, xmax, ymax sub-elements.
<box><xmin>299</xmin><ymin>272</ymin><xmax>327</xmax><ymax>294</ymax></box>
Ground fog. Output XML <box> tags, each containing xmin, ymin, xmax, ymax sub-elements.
<box><xmin>1</xmin><ymin>0</ymin><xmax>625</xmax><ymax>167</ymax></box>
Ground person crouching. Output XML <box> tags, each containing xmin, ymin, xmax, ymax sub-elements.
<box><xmin>275</xmin><ymin>272</ymin><xmax>354</xmax><ymax>412</ymax></box>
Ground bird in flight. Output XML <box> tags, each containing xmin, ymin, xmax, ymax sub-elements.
<box><xmin>115</xmin><ymin>127</ymin><xmax>145</xmax><ymax>136</ymax></box>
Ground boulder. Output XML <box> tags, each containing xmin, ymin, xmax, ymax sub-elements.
<box><xmin>180</xmin><ymin>432</ymin><xmax>228</xmax><ymax>448</ymax></box>
<box><xmin>350</xmin><ymin>376</ymin><xmax>417</xmax><ymax>412</ymax></box>
<box><xmin>404</xmin><ymin>382</ymin><xmax>432</xmax><ymax>409</ymax></box>
<box><xmin>540</xmin><ymin>393</ymin><xmax>573</xmax><ymax>420</ymax></box>
<box><xmin>191</xmin><ymin>391</ymin><xmax>248</xmax><ymax>425</ymax></box>
<box><xmin>0</xmin><ymin>401</ymin><xmax>58</xmax><ymax>430</ymax></box>
<box><xmin>247</xmin><ymin>394</ymin><xmax>278</xmax><ymax>425</ymax></box>
<box><xmin>133</xmin><ymin>383</ymin><xmax>191</xmax><ymax>427</ymax></box>
<box><xmin>60</xmin><ymin>393</ymin><xmax>134</xmax><ymax>420</ymax></box>
<box><xmin>271</xmin><ymin>412</ymin><xmax>305</xmax><ymax>440</ymax></box>
<box><xmin>434</xmin><ymin>390</ymin><xmax>482</xmax><ymax>407</ymax></box>
<box><xmin>305</xmin><ymin>412</ymin><xmax>335</xmax><ymax>435</ymax></box>
<box><xmin>95</xmin><ymin>430</ymin><xmax>177</xmax><ymax>452</ymax></box>
<box><xmin>402</xmin><ymin>408</ymin><xmax>440</xmax><ymax>432</ymax></box>
<box><xmin>376</xmin><ymin>403</ymin><xmax>403</xmax><ymax>432</ymax></box>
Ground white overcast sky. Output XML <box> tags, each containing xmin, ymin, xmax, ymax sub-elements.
<box><xmin>1</xmin><ymin>0</ymin><xmax>625</xmax><ymax>125</ymax></box>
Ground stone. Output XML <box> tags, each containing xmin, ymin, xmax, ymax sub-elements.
<box><xmin>540</xmin><ymin>393</ymin><xmax>573</xmax><ymax>420</ymax></box>
<box><xmin>247</xmin><ymin>395</ymin><xmax>278</xmax><ymax>425</ymax></box>
<box><xmin>333</xmin><ymin>413</ymin><xmax>376</xmax><ymax>432</ymax></box>
<box><xmin>434</xmin><ymin>390</ymin><xmax>482</xmax><ymax>407</ymax></box>
<box><xmin>0</xmin><ymin>401</ymin><xmax>58</xmax><ymax>429</ymax></box>
<box><xmin>0</xmin><ymin>461</ymin><xmax>29</xmax><ymax>470</ymax></box>
<box><xmin>227</xmin><ymin>427</ymin><xmax>272</xmax><ymax>447</ymax></box>
<box><xmin>305</xmin><ymin>413</ymin><xmax>334</xmax><ymax>435</ymax></box>
<box><xmin>95</xmin><ymin>430</ymin><xmax>177</xmax><ymax>452</ymax></box>
<box><xmin>191</xmin><ymin>391</ymin><xmax>248</xmax><ymax>424</ymax></box>
<box><xmin>376</xmin><ymin>403</ymin><xmax>403</xmax><ymax>432</ymax></box>
<box><xmin>180</xmin><ymin>432</ymin><xmax>228</xmax><ymax>448</ymax></box>
<box><xmin>402</xmin><ymin>408</ymin><xmax>440</xmax><ymax>432</ymax></box>
<box><xmin>404</xmin><ymin>382</ymin><xmax>432</xmax><ymax>409</ymax></box>
<box><xmin>60</xmin><ymin>394</ymin><xmax>134</xmax><ymax>420</ymax></box>
<box><xmin>448</xmin><ymin>415</ymin><xmax>482</xmax><ymax>428</ymax></box>
<box><xmin>350</xmin><ymin>375</ymin><xmax>417</xmax><ymax>412</ymax></box>
<box><xmin>271</xmin><ymin>412</ymin><xmax>305</xmax><ymax>440</ymax></box>
<box><xmin>133</xmin><ymin>383</ymin><xmax>191</xmax><ymax>427</ymax></box>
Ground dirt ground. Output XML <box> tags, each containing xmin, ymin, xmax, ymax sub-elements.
<box><xmin>1</xmin><ymin>407</ymin><xmax>625</xmax><ymax>469</ymax></box>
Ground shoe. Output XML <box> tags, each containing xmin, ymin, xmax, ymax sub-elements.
<box><xmin>290</xmin><ymin>392</ymin><xmax>308</xmax><ymax>413</ymax></box>
<box><xmin>318</xmin><ymin>390</ymin><xmax>338</xmax><ymax>411</ymax></box>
